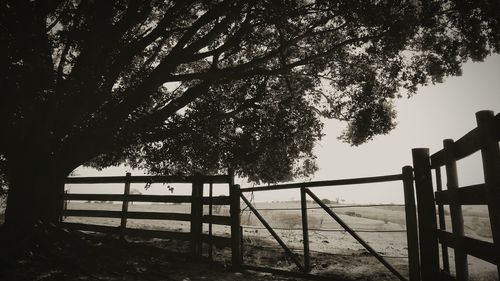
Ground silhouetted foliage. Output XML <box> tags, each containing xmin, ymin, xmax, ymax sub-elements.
<box><xmin>1</xmin><ymin>0</ymin><xmax>499</xmax><ymax>228</ymax></box>
<box><xmin>0</xmin><ymin>158</ymin><xmax>7</xmax><ymax>209</ymax></box>
<box><xmin>0</xmin><ymin>188</ymin><xmax>6</xmax><ymax>209</ymax></box>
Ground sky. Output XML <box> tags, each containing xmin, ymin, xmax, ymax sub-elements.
<box><xmin>70</xmin><ymin>54</ymin><xmax>500</xmax><ymax>204</ymax></box>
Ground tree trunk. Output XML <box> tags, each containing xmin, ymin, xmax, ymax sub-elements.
<box><xmin>3</xmin><ymin>160</ymin><xmax>66</xmax><ymax>235</ymax></box>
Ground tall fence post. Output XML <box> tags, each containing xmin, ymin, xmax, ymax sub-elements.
<box><xmin>120</xmin><ymin>172</ymin><xmax>131</xmax><ymax>240</ymax></box>
<box><xmin>190</xmin><ymin>178</ymin><xmax>203</xmax><ymax>257</ymax></box>
<box><xmin>402</xmin><ymin>166</ymin><xmax>420</xmax><ymax>281</ymax></box>
<box><xmin>443</xmin><ymin>139</ymin><xmax>468</xmax><ymax>281</ymax></box>
<box><xmin>300</xmin><ymin>187</ymin><xmax>311</xmax><ymax>273</ymax></box>
<box><xmin>208</xmin><ymin>182</ymin><xmax>214</xmax><ymax>260</ymax></box>
<box><xmin>230</xmin><ymin>184</ymin><xmax>241</xmax><ymax>271</ymax></box>
<box><xmin>476</xmin><ymin>110</ymin><xmax>500</xmax><ymax>276</ymax></box>
<box><xmin>412</xmin><ymin>148</ymin><xmax>440</xmax><ymax>281</ymax></box>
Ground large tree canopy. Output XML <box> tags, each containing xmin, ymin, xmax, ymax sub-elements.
<box><xmin>1</xmin><ymin>0</ymin><xmax>499</xmax><ymax>228</ymax></box>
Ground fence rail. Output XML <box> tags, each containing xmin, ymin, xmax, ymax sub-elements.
<box><xmin>64</xmin><ymin>193</ymin><xmax>194</xmax><ymax>203</ymax></box>
<box><xmin>63</xmin><ymin>209</ymin><xmax>194</xmax><ymax>221</ymax></box>
<box><xmin>61</xmin><ymin>221</ymin><xmax>193</xmax><ymax>240</ymax></box>
<box><xmin>241</xmin><ymin>174</ymin><xmax>403</xmax><ymax>192</ymax></box>
<box><xmin>437</xmin><ymin>230</ymin><xmax>497</xmax><ymax>264</ymax></box>
<box><xmin>65</xmin><ymin>175</ymin><xmax>231</xmax><ymax>184</ymax></box>
<box><xmin>434</xmin><ymin>184</ymin><xmax>486</xmax><ymax>205</ymax></box>
<box><xmin>430</xmin><ymin>112</ymin><xmax>500</xmax><ymax>169</ymax></box>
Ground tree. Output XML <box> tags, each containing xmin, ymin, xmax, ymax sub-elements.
<box><xmin>1</xmin><ymin>0</ymin><xmax>499</xmax><ymax>233</ymax></box>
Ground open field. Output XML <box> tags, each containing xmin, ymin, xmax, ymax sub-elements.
<box><xmin>62</xmin><ymin>201</ymin><xmax>498</xmax><ymax>281</ymax></box>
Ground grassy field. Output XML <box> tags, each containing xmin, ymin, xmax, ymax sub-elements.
<box><xmin>61</xmin><ymin>201</ymin><xmax>498</xmax><ymax>281</ymax></box>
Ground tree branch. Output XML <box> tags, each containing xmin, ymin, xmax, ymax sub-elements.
<box><xmin>181</xmin><ymin>17</ymin><xmax>253</xmax><ymax>63</ymax></box>
<box><xmin>180</xmin><ymin>2</ymin><xmax>246</xmax><ymax>57</ymax></box>
<box><xmin>205</xmin><ymin>97</ymin><xmax>262</xmax><ymax>123</ymax></box>
<box><xmin>98</xmin><ymin>1</ymin><xmax>233</xmax><ymax>132</ymax></box>
<box><xmin>124</xmin><ymin>80</ymin><xmax>213</xmax><ymax>134</ymax></box>
<box><xmin>163</xmin><ymin>32</ymin><xmax>384</xmax><ymax>83</ymax></box>
<box><xmin>104</xmin><ymin>1</ymin><xmax>196</xmax><ymax>86</ymax></box>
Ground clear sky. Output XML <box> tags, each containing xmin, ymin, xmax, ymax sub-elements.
<box><xmin>71</xmin><ymin>54</ymin><xmax>500</xmax><ymax>203</ymax></box>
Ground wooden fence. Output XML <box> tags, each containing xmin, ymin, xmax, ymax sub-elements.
<box><xmin>60</xmin><ymin>173</ymin><xmax>242</xmax><ymax>269</ymax></box>
<box><xmin>58</xmin><ymin>110</ymin><xmax>499</xmax><ymax>281</ymax></box>
<box><xmin>412</xmin><ymin>110</ymin><xmax>500</xmax><ymax>281</ymax></box>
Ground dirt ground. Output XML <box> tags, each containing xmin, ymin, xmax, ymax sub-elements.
<box><xmin>0</xmin><ymin>226</ymin><xmax>309</xmax><ymax>281</ymax></box>
<box><xmin>0</xmin><ymin>222</ymin><xmax>406</xmax><ymax>281</ymax></box>
<box><xmin>60</xmin><ymin>201</ymin><xmax>498</xmax><ymax>281</ymax></box>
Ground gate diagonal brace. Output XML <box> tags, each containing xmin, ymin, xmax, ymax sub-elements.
<box><xmin>240</xmin><ymin>194</ymin><xmax>304</xmax><ymax>271</ymax></box>
<box><xmin>304</xmin><ymin>188</ymin><xmax>408</xmax><ymax>281</ymax></box>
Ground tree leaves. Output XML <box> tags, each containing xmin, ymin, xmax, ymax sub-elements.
<box><xmin>1</xmin><ymin>0</ymin><xmax>499</xmax><ymax>184</ymax></box>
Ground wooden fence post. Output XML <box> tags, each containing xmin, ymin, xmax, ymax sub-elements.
<box><xmin>230</xmin><ymin>184</ymin><xmax>241</xmax><ymax>271</ymax></box>
<box><xmin>476</xmin><ymin>110</ymin><xmax>500</xmax><ymax>276</ymax></box>
<box><xmin>208</xmin><ymin>182</ymin><xmax>214</xmax><ymax>260</ymax></box>
<box><xmin>300</xmin><ymin>187</ymin><xmax>311</xmax><ymax>273</ymax></box>
<box><xmin>435</xmin><ymin>167</ymin><xmax>450</xmax><ymax>273</ymax></box>
<box><xmin>240</xmin><ymin>226</ymin><xmax>244</xmax><ymax>262</ymax></box>
<box><xmin>60</xmin><ymin>189</ymin><xmax>68</xmax><ymax>223</ymax></box>
<box><xmin>412</xmin><ymin>148</ymin><xmax>440</xmax><ymax>281</ymax></box>
<box><xmin>120</xmin><ymin>172</ymin><xmax>131</xmax><ymax>240</ymax></box>
<box><xmin>443</xmin><ymin>139</ymin><xmax>468</xmax><ymax>281</ymax></box>
<box><xmin>402</xmin><ymin>166</ymin><xmax>420</xmax><ymax>281</ymax></box>
<box><xmin>190</xmin><ymin>178</ymin><xmax>203</xmax><ymax>257</ymax></box>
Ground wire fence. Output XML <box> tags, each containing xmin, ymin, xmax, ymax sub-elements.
<box><xmin>241</xmin><ymin>225</ymin><xmax>406</xmax><ymax>233</ymax></box>
<box><xmin>243</xmin><ymin>244</ymin><xmax>409</xmax><ymax>259</ymax></box>
<box><xmin>241</xmin><ymin>203</ymin><xmax>405</xmax><ymax>212</ymax></box>
<box><xmin>240</xmin><ymin>202</ymin><xmax>407</xmax><ymax>233</ymax></box>
<box><xmin>240</xmin><ymin>202</ymin><xmax>409</xmax><ymax>263</ymax></box>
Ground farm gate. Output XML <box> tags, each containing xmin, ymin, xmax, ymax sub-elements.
<box><xmin>60</xmin><ymin>173</ymin><xmax>242</xmax><ymax>268</ymax></box>
<box><xmin>237</xmin><ymin>170</ymin><xmax>419</xmax><ymax>281</ymax></box>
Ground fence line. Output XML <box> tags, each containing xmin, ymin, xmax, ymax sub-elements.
<box><xmin>243</xmin><ymin>244</ymin><xmax>409</xmax><ymax>259</ymax></box>
<box><xmin>58</xmin><ymin>110</ymin><xmax>499</xmax><ymax>281</ymax></box>
<box><xmin>61</xmin><ymin>173</ymin><xmax>237</xmax><ymax>264</ymax></box>
<box><xmin>242</xmin><ymin>225</ymin><xmax>407</xmax><ymax>233</ymax></box>
<box><xmin>414</xmin><ymin>110</ymin><xmax>500</xmax><ymax>281</ymax></box>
